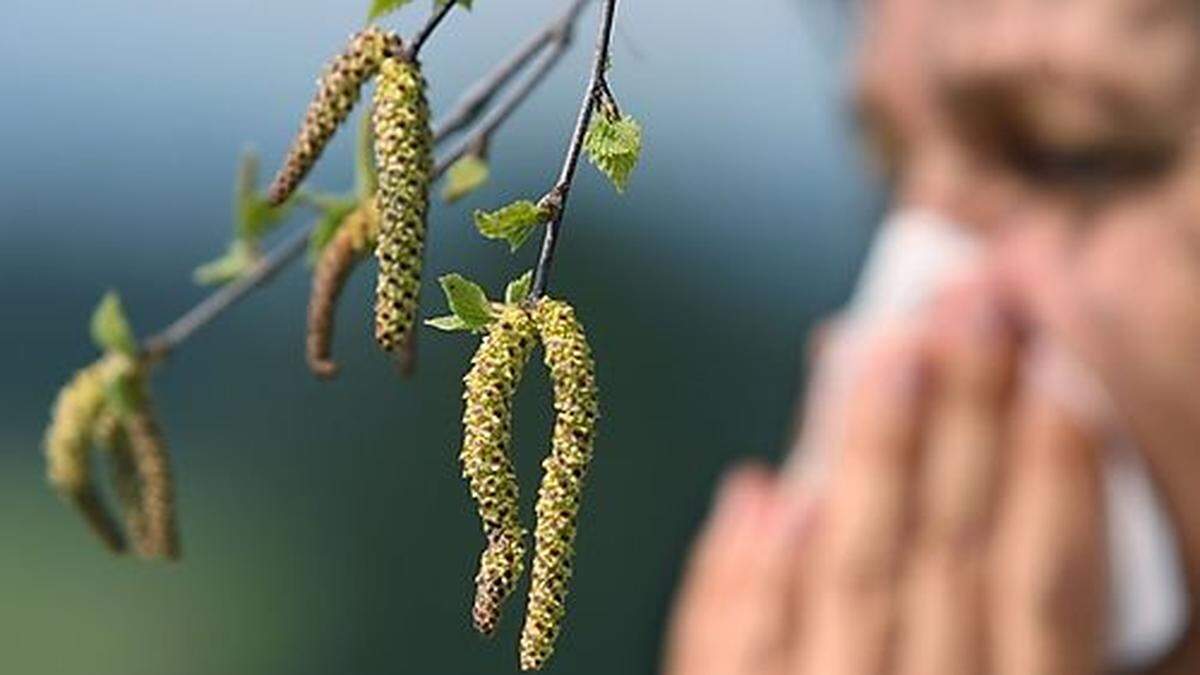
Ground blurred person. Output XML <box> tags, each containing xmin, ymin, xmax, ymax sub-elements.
<box><xmin>665</xmin><ymin>279</ymin><xmax>1109</xmax><ymax>675</ymax></box>
<box><xmin>932</xmin><ymin>0</ymin><xmax>1200</xmax><ymax>186</ymax></box>
<box><xmin>798</xmin><ymin>0</ymin><xmax>1193</xmax><ymax>666</ymax></box>
<box><xmin>665</xmin><ymin>0</ymin><xmax>1200</xmax><ymax>672</ymax></box>
<box><xmin>934</xmin><ymin>0</ymin><xmax>1200</xmax><ymax>670</ymax></box>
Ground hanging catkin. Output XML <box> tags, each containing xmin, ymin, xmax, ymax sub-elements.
<box><xmin>121</xmin><ymin>375</ymin><xmax>181</xmax><ymax>560</ymax></box>
<box><xmin>72</xmin><ymin>365</ymin><xmax>181</xmax><ymax>560</ymax></box>
<box><xmin>44</xmin><ymin>356</ymin><xmax>131</xmax><ymax>553</ymax></box>
<box><xmin>93</xmin><ymin>408</ymin><xmax>147</xmax><ymax>551</ymax></box>
<box><xmin>267</xmin><ymin>27</ymin><xmax>402</xmax><ymax>206</ymax></box>
<box><xmin>372</xmin><ymin>55</ymin><xmax>433</xmax><ymax>356</ymax></box>
<box><xmin>519</xmin><ymin>299</ymin><xmax>599</xmax><ymax>671</ymax></box>
<box><xmin>461</xmin><ymin>305</ymin><xmax>538</xmax><ymax>635</ymax></box>
<box><xmin>306</xmin><ymin>200</ymin><xmax>380</xmax><ymax>378</ymax></box>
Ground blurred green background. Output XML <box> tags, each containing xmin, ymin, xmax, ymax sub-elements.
<box><xmin>0</xmin><ymin>0</ymin><xmax>879</xmax><ymax>672</ymax></box>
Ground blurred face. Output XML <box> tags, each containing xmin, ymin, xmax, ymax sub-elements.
<box><xmin>856</xmin><ymin>0</ymin><xmax>942</xmax><ymax>171</ymax></box>
<box><xmin>932</xmin><ymin>0</ymin><xmax>1200</xmax><ymax>179</ymax></box>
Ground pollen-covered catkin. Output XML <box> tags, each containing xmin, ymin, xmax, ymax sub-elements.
<box><xmin>306</xmin><ymin>200</ymin><xmax>380</xmax><ymax>378</ymax></box>
<box><xmin>44</xmin><ymin>357</ymin><xmax>131</xmax><ymax>553</ymax></box>
<box><xmin>461</xmin><ymin>305</ymin><xmax>538</xmax><ymax>635</ymax></box>
<box><xmin>122</xmin><ymin>375</ymin><xmax>181</xmax><ymax>560</ymax></box>
<box><xmin>267</xmin><ymin>27</ymin><xmax>402</xmax><ymax>205</ymax></box>
<box><xmin>124</xmin><ymin>411</ymin><xmax>178</xmax><ymax>559</ymax></box>
<box><xmin>94</xmin><ymin>409</ymin><xmax>147</xmax><ymax>549</ymax></box>
<box><xmin>372</xmin><ymin>55</ymin><xmax>433</xmax><ymax>355</ymax></box>
<box><xmin>520</xmin><ymin>299</ymin><xmax>599</xmax><ymax>671</ymax></box>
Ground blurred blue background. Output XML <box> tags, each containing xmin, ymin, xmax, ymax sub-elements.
<box><xmin>0</xmin><ymin>0</ymin><xmax>880</xmax><ymax>672</ymax></box>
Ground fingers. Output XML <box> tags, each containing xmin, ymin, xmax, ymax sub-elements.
<box><xmin>898</xmin><ymin>283</ymin><xmax>1017</xmax><ymax>675</ymax></box>
<box><xmin>665</xmin><ymin>465</ymin><xmax>812</xmax><ymax>675</ymax></box>
<box><xmin>665</xmin><ymin>465</ymin><xmax>770</xmax><ymax>675</ymax></box>
<box><xmin>990</xmin><ymin>358</ymin><xmax>1107</xmax><ymax>675</ymax></box>
<box><xmin>796</xmin><ymin>328</ymin><xmax>929</xmax><ymax>675</ymax></box>
<box><xmin>998</xmin><ymin>213</ymin><xmax>1200</xmax><ymax>644</ymax></box>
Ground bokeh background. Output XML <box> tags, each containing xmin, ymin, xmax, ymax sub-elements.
<box><xmin>0</xmin><ymin>1</ymin><xmax>880</xmax><ymax>673</ymax></box>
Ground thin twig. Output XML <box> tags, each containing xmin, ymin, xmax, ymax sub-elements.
<box><xmin>529</xmin><ymin>0</ymin><xmax>619</xmax><ymax>299</ymax></box>
<box><xmin>142</xmin><ymin>226</ymin><xmax>311</xmax><ymax>362</ymax></box>
<box><xmin>140</xmin><ymin>2</ymin><xmax>594</xmax><ymax>360</ymax></box>
<box><xmin>408</xmin><ymin>1</ymin><xmax>457</xmax><ymax>60</ymax></box>
<box><xmin>436</xmin><ymin>24</ymin><xmax>577</xmax><ymax>169</ymax></box>
<box><xmin>431</xmin><ymin>0</ymin><xmax>592</xmax><ymax>143</ymax></box>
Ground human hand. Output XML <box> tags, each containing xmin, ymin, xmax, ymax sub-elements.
<box><xmin>664</xmin><ymin>282</ymin><xmax>1108</xmax><ymax>675</ymax></box>
<box><xmin>998</xmin><ymin>199</ymin><xmax>1200</xmax><ymax>672</ymax></box>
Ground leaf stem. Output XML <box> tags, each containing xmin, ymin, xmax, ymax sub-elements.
<box><xmin>529</xmin><ymin>0</ymin><xmax>619</xmax><ymax>300</ymax></box>
<box><xmin>139</xmin><ymin>0</ymin><xmax>594</xmax><ymax>361</ymax></box>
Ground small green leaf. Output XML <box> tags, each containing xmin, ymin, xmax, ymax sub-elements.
<box><xmin>584</xmin><ymin>112</ymin><xmax>643</xmax><ymax>193</ymax></box>
<box><xmin>194</xmin><ymin>240</ymin><xmax>260</xmax><ymax>286</ymax></box>
<box><xmin>504</xmin><ymin>270</ymin><xmax>533</xmax><ymax>305</ymax></box>
<box><xmin>424</xmin><ymin>314</ymin><xmax>471</xmax><ymax>332</ymax></box>
<box><xmin>442</xmin><ymin>154</ymin><xmax>490</xmax><ymax>204</ymax></box>
<box><xmin>235</xmin><ymin>148</ymin><xmax>259</xmax><ymax>211</ymax></box>
<box><xmin>473</xmin><ymin>200</ymin><xmax>549</xmax><ymax>252</ymax></box>
<box><xmin>437</xmin><ymin>274</ymin><xmax>497</xmax><ymax>331</ymax></box>
<box><xmin>238</xmin><ymin>195</ymin><xmax>291</xmax><ymax>242</ymax></box>
<box><xmin>90</xmin><ymin>291</ymin><xmax>137</xmax><ymax>356</ymax></box>
<box><xmin>368</xmin><ymin>0</ymin><xmax>414</xmax><ymax>20</ymax></box>
<box><xmin>307</xmin><ymin>198</ymin><xmax>361</xmax><ymax>263</ymax></box>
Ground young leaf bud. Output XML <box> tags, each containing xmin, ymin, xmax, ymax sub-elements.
<box><xmin>372</xmin><ymin>55</ymin><xmax>433</xmax><ymax>355</ymax></box>
<box><xmin>519</xmin><ymin>299</ymin><xmax>599</xmax><ymax>671</ymax></box>
<box><xmin>267</xmin><ymin>27</ymin><xmax>402</xmax><ymax>205</ymax></box>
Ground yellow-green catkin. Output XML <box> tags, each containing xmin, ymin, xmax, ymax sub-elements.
<box><xmin>93</xmin><ymin>408</ymin><xmax>146</xmax><ymax>551</ymax></box>
<box><xmin>372</xmin><ymin>55</ymin><xmax>433</xmax><ymax>356</ymax></box>
<box><xmin>307</xmin><ymin>200</ymin><xmax>380</xmax><ymax>378</ymax></box>
<box><xmin>44</xmin><ymin>356</ymin><xmax>132</xmax><ymax>553</ymax></box>
<box><xmin>268</xmin><ymin>27</ymin><xmax>401</xmax><ymax>205</ymax></box>
<box><xmin>461</xmin><ymin>305</ymin><xmax>538</xmax><ymax>636</ymax></box>
<box><xmin>121</xmin><ymin>375</ymin><xmax>181</xmax><ymax>560</ymax></box>
<box><xmin>520</xmin><ymin>299</ymin><xmax>600</xmax><ymax>671</ymax></box>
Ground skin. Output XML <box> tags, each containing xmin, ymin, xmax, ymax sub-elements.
<box><xmin>932</xmin><ymin>0</ymin><xmax>1200</xmax><ymax>177</ymax></box>
<box><xmin>930</xmin><ymin>0</ymin><xmax>1200</xmax><ymax>666</ymax></box>
<box><xmin>856</xmin><ymin>0</ymin><xmax>1024</xmax><ymax>232</ymax></box>
<box><xmin>996</xmin><ymin>173</ymin><xmax>1200</xmax><ymax>674</ymax></box>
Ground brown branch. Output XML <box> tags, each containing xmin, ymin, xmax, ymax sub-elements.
<box><xmin>435</xmin><ymin>20</ymin><xmax>578</xmax><ymax>170</ymax></box>
<box><xmin>431</xmin><ymin>0</ymin><xmax>591</xmax><ymax>143</ymax></box>
<box><xmin>529</xmin><ymin>0</ymin><xmax>619</xmax><ymax>299</ymax></box>
<box><xmin>140</xmin><ymin>1</ymin><xmax>594</xmax><ymax>361</ymax></box>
